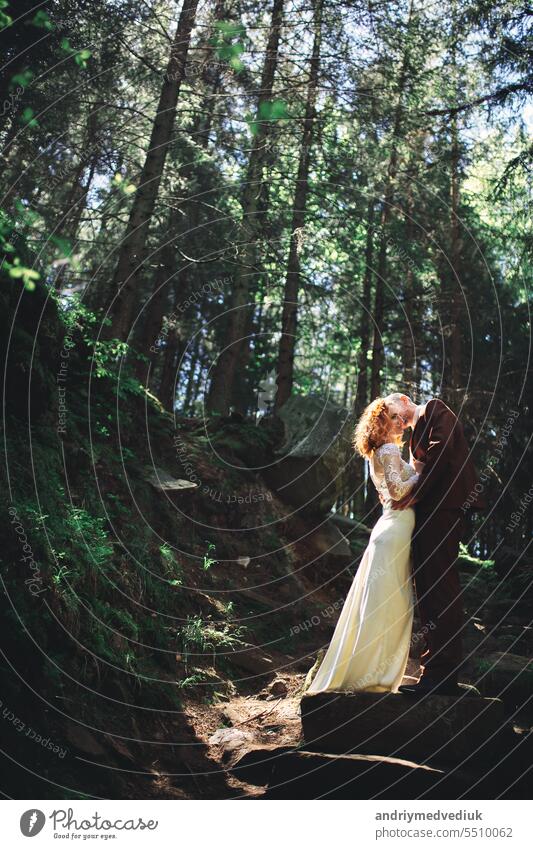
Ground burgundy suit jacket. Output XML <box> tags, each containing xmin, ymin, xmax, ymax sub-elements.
<box><xmin>409</xmin><ymin>399</ymin><xmax>483</xmax><ymax>514</ymax></box>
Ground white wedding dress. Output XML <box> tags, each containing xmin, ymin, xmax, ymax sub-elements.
<box><xmin>307</xmin><ymin>443</ymin><xmax>419</xmax><ymax>694</ymax></box>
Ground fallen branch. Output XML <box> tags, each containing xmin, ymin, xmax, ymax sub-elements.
<box><xmin>234</xmin><ymin>698</ymin><xmax>283</xmax><ymax>726</ymax></box>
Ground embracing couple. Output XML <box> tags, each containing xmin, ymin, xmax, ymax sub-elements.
<box><xmin>308</xmin><ymin>393</ymin><xmax>482</xmax><ymax>698</ymax></box>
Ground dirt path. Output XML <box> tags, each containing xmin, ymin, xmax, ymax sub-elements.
<box><xmin>181</xmin><ymin>657</ymin><xmax>423</xmax><ymax>797</ymax></box>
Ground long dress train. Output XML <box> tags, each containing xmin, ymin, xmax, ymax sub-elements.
<box><xmin>307</xmin><ymin>443</ymin><xmax>419</xmax><ymax>694</ymax></box>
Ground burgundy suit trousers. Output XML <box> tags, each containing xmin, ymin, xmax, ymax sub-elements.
<box><xmin>411</xmin><ymin>508</ymin><xmax>465</xmax><ymax>683</ymax></box>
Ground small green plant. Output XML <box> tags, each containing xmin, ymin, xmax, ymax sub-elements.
<box><xmin>474</xmin><ymin>658</ymin><xmax>492</xmax><ymax>675</ymax></box>
<box><xmin>181</xmin><ymin>615</ymin><xmax>209</xmax><ymax>669</ymax></box>
<box><xmin>179</xmin><ymin>615</ymin><xmax>247</xmax><ymax>669</ymax></box>
<box><xmin>176</xmin><ymin>672</ymin><xmax>209</xmax><ymax>690</ymax></box>
<box><xmin>160</xmin><ymin>543</ymin><xmax>184</xmax><ymax>585</ymax></box>
<box><xmin>202</xmin><ymin>542</ymin><xmax>217</xmax><ymax>571</ymax></box>
<box><xmin>51</xmin><ymin>564</ymin><xmax>72</xmax><ymax>588</ymax></box>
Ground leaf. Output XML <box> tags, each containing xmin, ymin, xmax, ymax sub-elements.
<box><xmin>211</xmin><ymin>19</ymin><xmax>246</xmax><ymax>75</ymax></box>
<box><xmin>14</xmin><ymin>200</ymin><xmax>41</xmax><ymax>227</ymax></box>
<box><xmin>257</xmin><ymin>99</ymin><xmax>289</xmax><ymax>122</ymax></box>
<box><xmin>50</xmin><ymin>235</ymin><xmax>73</xmax><ymax>258</ymax></box>
<box><xmin>20</xmin><ymin>107</ymin><xmax>38</xmax><ymax>128</ymax></box>
<box><xmin>269</xmin><ymin>99</ymin><xmax>289</xmax><ymax>120</ymax></box>
<box><xmin>0</xmin><ymin>2</ymin><xmax>12</xmax><ymax>28</ymax></box>
<box><xmin>10</xmin><ymin>69</ymin><xmax>34</xmax><ymax>89</ymax></box>
<box><xmin>30</xmin><ymin>10</ymin><xmax>53</xmax><ymax>30</ymax></box>
<box><xmin>74</xmin><ymin>49</ymin><xmax>92</xmax><ymax>68</ymax></box>
<box><xmin>7</xmin><ymin>260</ymin><xmax>40</xmax><ymax>290</ymax></box>
<box><xmin>215</xmin><ymin>20</ymin><xmax>246</xmax><ymax>40</ymax></box>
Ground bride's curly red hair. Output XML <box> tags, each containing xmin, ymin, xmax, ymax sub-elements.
<box><xmin>352</xmin><ymin>397</ymin><xmax>402</xmax><ymax>458</ymax></box>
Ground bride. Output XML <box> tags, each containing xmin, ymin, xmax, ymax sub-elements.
<box><xmin>307</xmin><ymin>397</ymin><xmax>421</xmax><ymax>694</ymax></box>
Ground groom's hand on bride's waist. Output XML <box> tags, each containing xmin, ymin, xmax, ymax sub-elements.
<box><xmin>392</xmin><ymin>493</ymin><xmax>418</xmax><ymax>510</ymax></box>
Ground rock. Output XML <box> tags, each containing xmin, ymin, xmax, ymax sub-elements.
<box><xmin>268</xmin><ymin>678</ymin><xmax>289</xmax><ymax>697</ymax></box>
<box><xmin>261</xmin><ymin>749</ymin><xmax>472</xmax><ymax>799</ymax></box>
<box><xmin>300</xmin><ymin>690</ymin><xmax>506</xmax><ymax>764</ymax></box>
<box><xmin>65</xmin><ymin>724</ymin><xmax>107</xmax><ymax>756</ymax></box>
<box><xmin>208</xmin><ymin>727</ymin><xmax>254</xmax><ymax>763</ymax></box>
<box><xmin>306</xmin><ymin>520</ymin><xmax>353</xmax><ymax>563</ymax></box>
<box><xmin>494</xmin><ymin>546</ymin><xmax>532</xmax><ymax>581</ymax></box>
<box><xmin>234</xmin><ymin>587</ymin><xmax>276</xmax><ymax>609</ymax></box>
<box><xmin>480</xmin><ymin>598</ymin><xmax>522</xmax><ymax>624</ymax></box>
<box><xmin>462</xmin><ymin>617</ymin><xmax>501</xmax><ymax>657</ymax></box>
<box><xmin>329</xmin><ymin>513</ymin><xmax>371</xmax><ymax>537</ymax></box>
<box><xmin>227</xmin><ymin>644</ymin><xmax>276</xmax><ymax>678</ymax></box>
<box><xmin>145</xmin><ymin>466</ymin><xmax>199</xmax><ymax>491</ymax></box>
<box><xmin>495</xmin><ymin>635</ymin><xmax>520</xmax><ymax>649</ymax></box>
<box><xmin>230</xmin><ymin>745</ymin><xmax>297</xmax><ymax>786</ymax></box>
<box><xmin>471</xmin><ymin>652</ymin><xmax>533</xmax><ymax>705</ymax></box>
<box><xmin>256</xmin><ymin>678</ymin><xmax>289</xmax><ymax>700</ymax></box>
<box><xmin>233</xmin><ymin>730</ymin><xmax>533</xmax><ymax>800</ymax></box>
<box><xmin>209</xmin><ymin>727</ymin><xmax>254</xmax><ymax>747</ymax></box>
<box><xmin>103</xmin><ymin>735</ymin><xmax>136</xmax><ymax>763</ymax></box>
<box><xmin>262</xmin><ymin>395</ymin><xmax>355</xmax><ymax>516</ymax></box>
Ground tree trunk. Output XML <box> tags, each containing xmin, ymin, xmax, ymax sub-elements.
<box><xmin>274</xmin><ymin>0</ymin><xmax>323</xmax><ymax>412</ymax></box>
<box><xmin>134</xmin><ymin>200</ymin><xmax>183</xmax><ymax>383</ymax></box>
<box><xmin>136</xmin><ymin>2</ymin><xmax>229</xmax><ymax>388</ymax></box>
<box><xmin>159</xmin><ymin>313</ymin><xmax>186</xmax><ymax>414</ymax></box>
<box><xmin>183</xmin><ymin>336</ymin><xmax>200</xmax><ymax>412</ymax></box>
<box><xmin>355</xmin><ymin>196</ymin><xmax>376</xmax><ymax>414</ymax></box>
<box><xmin>401</xmin><ymin>174</ymin><xmax>416</xmax><ymax>390</ymax></box>
<box><xmin>134</xmin><ymin>260</ymin><xmax>172</xmax><ymax>386</ymax></box>
<box><xmin>441</xmin><ymin>0</ymin><xmax>463</xmax><ymax>408</ymax></box>
<box><xmin>106</xmin><ymin>0</ymin><xmax>199</xmax><ymax>342</ymax></box>
<box><xmin>54</xmin><ymin>135</ymin><xmax>99</xmax><ymax>291</ymax></box>
<box><xmin>352</xmin><ymin>196</ymin><xmax>376</xmax><ymax>513</ymax></box>
<box><xmin>206</xmin><ymin>0</ymin><xmax>284</xmax><ymax>415</ymax></box>
<box><xmin>448</xmin><ymin>11</ymin><xmax>463</xmax><ymax>407</ymax></box>
<box><xmin>369</xmin><ymin>0</ymin><xmax>415</xmax><ymax>399</ymax></box>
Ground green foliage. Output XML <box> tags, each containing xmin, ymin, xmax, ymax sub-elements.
<box><xmin>458</xmin><ymin>544</ymin><xmax>495</xmax><ymax>573</ymax></box>
<box><xmin>247</xmin><ymin>99</ymin><xmax>290</xmax><ymax>136</ymax></box>
<box><xmin>0</xmin><ymin>0</ymin><xmax>12</xmax><ymax>28</ymax></box>
<box><xmin>210</xmin><ymin>20</ymin><xmax>247</xmax><ymax>72</ymax></box>
<box><xmin>160</xmin><ymin>543</ymin><xmax>184</xmax><ymax>586</ymax></box>
<box><xmin>202</xmin><ymin>542</ymin><xmax>218</xmax><ymax>571</ymax></box>
<box><xmin>180</xmin><ymin>615</ymin><xmax>247</xmax><ymax>671</ymax></box>
<box><xmin>5</xmin><ymin>256</ymin><xmax>40</xmax><ymax>289</ymax></box>
<box><xmin>31</xmin><ymin>10</ymin><xmax>53</xmax><ymax>31</ymax></box>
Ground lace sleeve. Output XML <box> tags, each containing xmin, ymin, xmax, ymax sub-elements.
<box><xmin>377</xmin><ymin>445</ymin><xmax>420</xmax><ymax>500</ymax></box>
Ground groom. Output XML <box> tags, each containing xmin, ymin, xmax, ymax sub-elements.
<box><xmin>384</xmin><ymin>393</ymin><xmax>482</xmax><ymax>697</ymax></box>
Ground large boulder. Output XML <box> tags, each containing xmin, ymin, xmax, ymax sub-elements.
<box><xmin>300</xmin><ymin>690</ymin><xmax>506</xmax><ymax>764</ymax></box>
<box><xmin>262</xmin><ymin>395</ymin><xmax>356</xmax><ymax>516</ymax></box>
<box><xmin>232</xmin><ymin>746</ymin><xmax>472</xmax><ymax>799</ymax></box>
<box><xmin>469</xmin><ymin>652</ymin><xmax>533</xmax><ymax>707</ymax></box>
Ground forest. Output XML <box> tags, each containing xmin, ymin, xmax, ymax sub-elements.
<box><xmin>0</xmin><ymin>0</ymin><xmax>532</xmax><ymax>802</ymax></box>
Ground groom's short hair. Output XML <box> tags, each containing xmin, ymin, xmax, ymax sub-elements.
<box><xmin>385</xmin><ymin>392</ymin><xmax>409</xmax><ymax>404</ymax></box>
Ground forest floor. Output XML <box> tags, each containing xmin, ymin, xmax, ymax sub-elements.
<box><xmin>182</xmin><ymin>657</ymin><xmax>423</xmax><ymax>799</ymax></box>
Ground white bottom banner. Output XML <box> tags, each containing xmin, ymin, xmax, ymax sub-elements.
<box><xmin>1</xmin><ymin>799</ymin><xmax>530</xmax><ymax>847</ymax></box>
